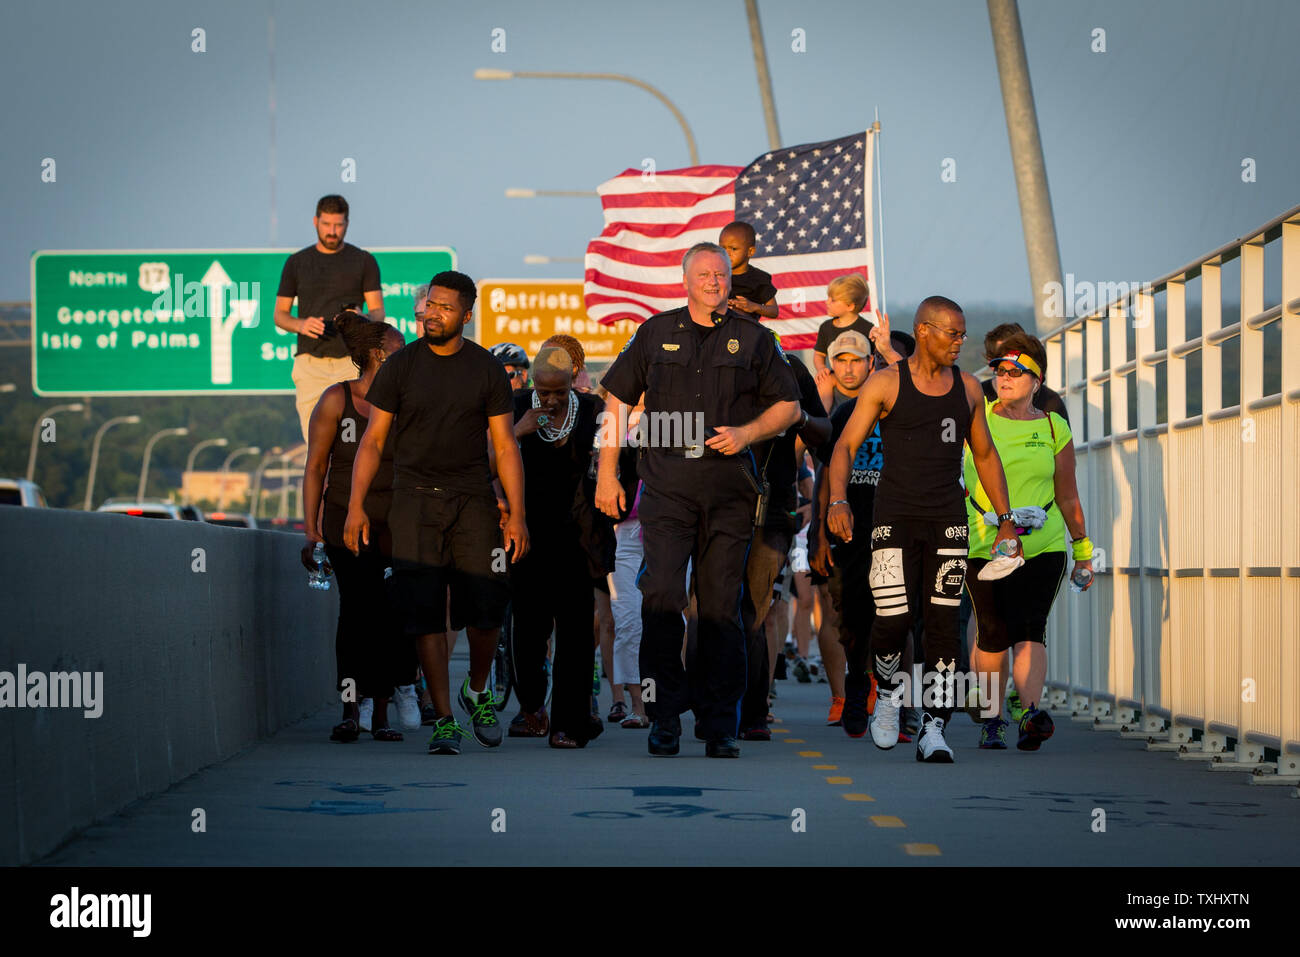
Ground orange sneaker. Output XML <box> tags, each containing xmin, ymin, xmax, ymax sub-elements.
<box><xmin>827</xmin><ymin>696</ymin><xmax>845</xmax><ymax>726</ymax></box>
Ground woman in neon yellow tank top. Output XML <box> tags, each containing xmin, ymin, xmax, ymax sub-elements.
<box><xmin>962</xmin><ymin>331</ymin><xmax>1093</xmax><ymax>752</ymax></box>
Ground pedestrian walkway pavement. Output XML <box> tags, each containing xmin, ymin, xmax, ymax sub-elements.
<box><xmin>40</xmin><ymin>652</ymin><xmax>1300</xmax><ymax>867</ymax></box>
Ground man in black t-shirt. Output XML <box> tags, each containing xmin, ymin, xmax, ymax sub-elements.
<box><xmin>274</xmin><ymin>194</ymin><xmax>385</xmax><ymax>440</ymax></box>
<box><xmin>345</xmin><ymin>270</ymin><xmax>528</xmax><ymax>757</ymax></box>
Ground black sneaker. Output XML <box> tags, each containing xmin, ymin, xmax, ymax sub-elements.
<box><xmin>1017</xmin><ymin>706</ymin><xmax>1055</xmax><ymax>751</ymax></box>
<box><xmin>648</xmin><ymin>716</ymin><xmax>682</xmax><ymax>756</ymax></box>
<box><xmin>842</xmin><ymin>672</ymin><xmax>870</xmax><ymax>738</ymax></box>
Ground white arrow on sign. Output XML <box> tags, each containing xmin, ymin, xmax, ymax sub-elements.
<box><xmin>202</xmin><ymin>260</ymin><xmax>259</xmax><ymax>385</ymax></box>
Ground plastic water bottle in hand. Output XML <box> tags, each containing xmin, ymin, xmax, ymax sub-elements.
<box><xmin>308</xmin><ymin>542</ymin><xmax>332</xmax><ymax>591</ymax></box>
<box><xmin>1069</xmin><ymin>566</ymin><xmax>1093</xmax><ymax>594</ymax></box>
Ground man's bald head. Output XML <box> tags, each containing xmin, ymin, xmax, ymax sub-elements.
<box><xmin>914</xmin><ymin>295</ymin><xmax>964</xmax><ymax>330</ymax></box>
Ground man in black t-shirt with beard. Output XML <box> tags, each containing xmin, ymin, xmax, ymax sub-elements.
<box><xmin>345</xmin><ymin>270</ymin><xmax>529</xmax><ymax>756</ymax></box>
<box><xmin>274</xmin><ymin>194</ymin><xmax>385</xmax><ymax>441</ymax></box>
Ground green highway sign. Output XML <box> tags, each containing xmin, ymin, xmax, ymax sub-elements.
<box><xmin>31</xmin><ymin>247</ymin><xmax>455</xmax><ymax>395</ymax></box>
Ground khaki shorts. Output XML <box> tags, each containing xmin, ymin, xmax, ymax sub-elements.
<box><xmin>291</xmin><ymin>353</ymin><xmax>357</xmax><ymax>442</ymax></box>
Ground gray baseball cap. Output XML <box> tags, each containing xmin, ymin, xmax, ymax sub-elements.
<box><xmin>828</xmin><ymin>330</ymin><xmax>871</xmax><ymax>359</ymax></box>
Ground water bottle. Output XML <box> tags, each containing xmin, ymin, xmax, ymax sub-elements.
<box><xmin>993</xmin><ymin>539</ymin><xmax>1019</xmax><ymax>558</ymax></box>
<box><xmin>308</xmin><ymin>542</ymin><xmax>332</xmax><ymax>591</ymax></box>
<box><xmin>1069</xmin><ymin>566</ymin><xmax>1093</xmax><ymax>594</ymax></box>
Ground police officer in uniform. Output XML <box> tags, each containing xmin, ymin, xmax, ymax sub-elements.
<box><xmin>596</xmin><ymin>242</ymin><xmax>801</xmax><ymax>758</ymax></box>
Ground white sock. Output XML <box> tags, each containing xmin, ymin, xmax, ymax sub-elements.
<box><xmin>468</xmin><ymin>682</ymin><xmax>486</xmax><ymax>698</ymax></box>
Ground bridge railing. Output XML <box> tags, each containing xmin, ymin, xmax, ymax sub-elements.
<box><xmin>1041</xmin><ymin>203</ymin><xmax>1300</xmax><ymax>778</ymax></box>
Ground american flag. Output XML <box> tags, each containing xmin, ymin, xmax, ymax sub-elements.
<box><xmin>584</xmin><ymin>131</ymin><xmax>876</xmax><ymax>350</ymax></box>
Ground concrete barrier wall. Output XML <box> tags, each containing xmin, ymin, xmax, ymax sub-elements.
<box><xmin>0</xmin><ymin>508</ymin><xmax>338</xmax><ymax>865</ymax></box>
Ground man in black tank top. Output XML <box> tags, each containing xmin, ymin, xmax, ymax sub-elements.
<box><xmin>826</xmin><ymin>296</ymin><xmax>1020</xmax><ymax>763</ymax></box>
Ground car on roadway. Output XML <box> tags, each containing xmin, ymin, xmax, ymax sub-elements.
<box><xmin>265</xmin><ymin>516</ymin><xmax>306</xmax><ymax>534</ymax></box>
<box><xmin>0</xmin><ymin>479</ymin><xmax>49</xmax><ymax>507</ymax></box>
<box><xmin>97</xmin><ymin>498</ymin><xmax>205</xmax><ymax>521</ymax></box>
<box><xmin>206</xmin><ymin>511</ymin><xmax>259</xmax><ymax>529</ymax></box>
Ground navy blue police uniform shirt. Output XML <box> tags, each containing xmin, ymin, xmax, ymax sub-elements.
<box><xmin>601</xmin><ymin>306</ymin><xmax>799</xmax><ymax>487</ymax></box>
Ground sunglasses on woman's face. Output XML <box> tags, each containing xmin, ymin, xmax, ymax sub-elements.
<box><xmin>994</xmin><ymin>365</ymin><xmax>1029</xmax><ymax>378</ymax></box>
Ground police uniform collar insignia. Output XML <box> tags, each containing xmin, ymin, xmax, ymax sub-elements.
<box><xmin>662</xmin><ymin>343</ymin><xmax>681</xmax><ymax>351</ymax></box>
<box><xmin>727</xmin><ymin>338</ymin><xmax>740</xmax><ymax>354</ymax></box>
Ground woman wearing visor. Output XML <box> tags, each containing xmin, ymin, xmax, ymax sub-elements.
<box><xmin>964</xmin><ymin>331</ymin><xmax>1093</xmax><ymax>751</ymax></box>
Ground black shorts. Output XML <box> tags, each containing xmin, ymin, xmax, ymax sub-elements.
<box><xmin>966</xmin><ymin>551</ymin><xmax>1067</xmax><ymax>653</ymax></box>
<box><xmin>389</xmin><ymin>488</ymin><xmax>510</xmax><ymax>634</ymax></box>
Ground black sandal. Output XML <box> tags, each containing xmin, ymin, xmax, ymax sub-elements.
<box><xmin>371</xmin><ymin>727</ymin><xmax>404</xmax><ymax>741</ymax></box>
<box><xmin>331</xmin><ymin>718</ymin><xmax>360</xmax><ymax>743</ymax></box>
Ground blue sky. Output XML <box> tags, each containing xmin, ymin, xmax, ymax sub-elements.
<box><xmin>2</xmin><ymin>0</ymin><xmax>1296</xmax><ymax>306</ymax></box>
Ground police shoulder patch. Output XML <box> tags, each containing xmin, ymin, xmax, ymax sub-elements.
<box><xmin>770</xmin><ymin>328</ymin><xmax>789</xmax><ymax>362</ymax></box>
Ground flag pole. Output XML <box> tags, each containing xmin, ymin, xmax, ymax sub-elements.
<box><xmin>873</xmin><ymin>112</ymin><xmax>887</xmax><ymax>318</ymax></box>
<box><xmin>863</xmin><ymin>122</ymin><xmax>883</xmax><ymax>327</ymax></box>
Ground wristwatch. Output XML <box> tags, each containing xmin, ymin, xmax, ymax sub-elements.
<box><xmin>997</xmin><ymin>511</ymin><xmax>1014</xmax><ymax>525</ymax></box>
<box><xmin>799</xmin><ymin>409</ymin><xmax>810</xmax><ymax>430</ymax></box>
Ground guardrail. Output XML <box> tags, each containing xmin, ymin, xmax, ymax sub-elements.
<box><xmin>1040</xmin><ymin>204</ymin><xmax>1300</xmax><ymax>783</ymax></box>
<box><xmin>0</xmin><ymin>508</ymin><xmax>338</xmax><ymax>864</ymax></box>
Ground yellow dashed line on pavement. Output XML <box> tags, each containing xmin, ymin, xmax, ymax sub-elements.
<box><xmin>812</xmin><ymin>764</ymin><xmax>838</xmax><ymax>770</ymax></box>
<box><xmin>798</xmin><ymin>750</ymin><xmax>822</xmax><ymax>757</ymax></box>
<box><xmin>771</xmin><ymin>728</ymin><xmax>791</xmax><ymax>734</ymax></box>
<box><xmin>903</xmin><ymin>843</ymin><xmax>942</xmax><ymax>856</ymax></box>
<box><xmin>783</xmin><ymin>738</ymin><xmax>806</xmax><ymax>743</ymax></box>
<box><xmin>841</xmin><ymin>793</ymin><xmax>875</xmax><ymax>802</ymax></box>
<box><xmin>825</xmin><ymin>776</ymin><xmax>852</xmax><ymax>784</ymax></box>
<box><xmin>870</xmin><ymin>815</ymin><xmax>905</xmax><ymax>828</ymax></box>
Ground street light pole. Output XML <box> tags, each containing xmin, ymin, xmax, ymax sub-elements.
<box><xmin>278</xmin><ymin>450</ymin><xmax>305</xmax><ymax>519</ymax></box>
<box><xmin>249</xmin><ymin>447</ymin><xmax>283</xmax><ymax>520</ymax></box>
<box><xmin>84</xmin><ymin>415</ymin><xmax>141</xmax><ymax>511</ymax></box>
<box><xmin>183</xmin><ymin>437</ymin><xmax>229</xmax><ymax>503</ymax></box>
<box><xmin>987</xmin><ymin>0</ymin><xmax>1064</xmax><ymax>336</ymax></box>
<box><xmin>137</xmin><ymin>427</ymin><xmax>190</xmax><ymax>501</ymax></box>
<box><xmin>218</xmin><ymin>446</ymin><xmax>260</xmax><ymax>511</ymax></box>
<box><xmin>743</xmin><ymin>0</ymin><xmax>782</xmax><ymax>151</ymax></box>
<box><xmin>27</xmin><ymin>402</ymin><xmax>85</xmax><ymax>481</ymax></box>
<box><xmin>475</xmin><ymin>68</ymin><xmax>699</xmax><ymax>166</ymax></box>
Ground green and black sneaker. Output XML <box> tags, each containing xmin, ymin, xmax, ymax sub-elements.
<box><xmin>427</xmin><ymin>715</ymin><xmax>465</xmax><ymax>755</ymax></box>
<box><xmin>1006</xmin><ymin>684</ymin><xmax>1027</xmax><ymax>724</ymax></box>
<box><xmin>458</xmin><ymin>678</ymin><xmax>503</xmax><ymax>748</ymax></box>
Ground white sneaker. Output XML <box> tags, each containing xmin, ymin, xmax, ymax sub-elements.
<box><xmin>357</xmin><ymin>697</ymin><xmax>373</xmax><ymax>732</ymax></box>
<box><xmin>915</xmin><ymin>712</ymin><xmax>954</xmax><ymax>763</ymax></box>
<box><xmin>870</xmin><ymin>689</ymin><xmax>901</xmax><ymax>749</ymax></box>
<box><xmin>393</xmin><ymin>685</ymin><xmax>421</xmax><ymax>731</ymax></box>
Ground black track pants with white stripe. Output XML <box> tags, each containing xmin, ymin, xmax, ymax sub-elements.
<box><xmin>865</xmin><ymin>516</ymin><xmax>970</xmax><ymax>722</ymax></box>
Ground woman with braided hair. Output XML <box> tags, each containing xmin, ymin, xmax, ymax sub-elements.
<box><xmin>302</xmin><ymin>311</ymin><xmax>417</xmax><ymax>743</ymax></box>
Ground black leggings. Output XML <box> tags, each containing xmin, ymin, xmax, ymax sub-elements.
<box><xmin>966</xmin><ymin>551</ymin><xmax>1067</xmax><ymax>653</ymax></box>
<box><xmin>510</xmin><ymin>546</ymin><xmax>597</xmax><ymax>741</ymax></box>
<box><xmin>866</xmin><ymin>516</ymin><xmax>969</xmax><ymax>720</ymax></box>
<box><xmin>325</xmin><ymin>536</ymin><xmax>418</xmax><ymax>700</ymax></box>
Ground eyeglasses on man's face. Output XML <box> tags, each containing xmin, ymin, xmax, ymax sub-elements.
<box><xmin>923</xmin><ymin>322</ymin><xmax>967</xmax><ymax>342</ymax></box>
